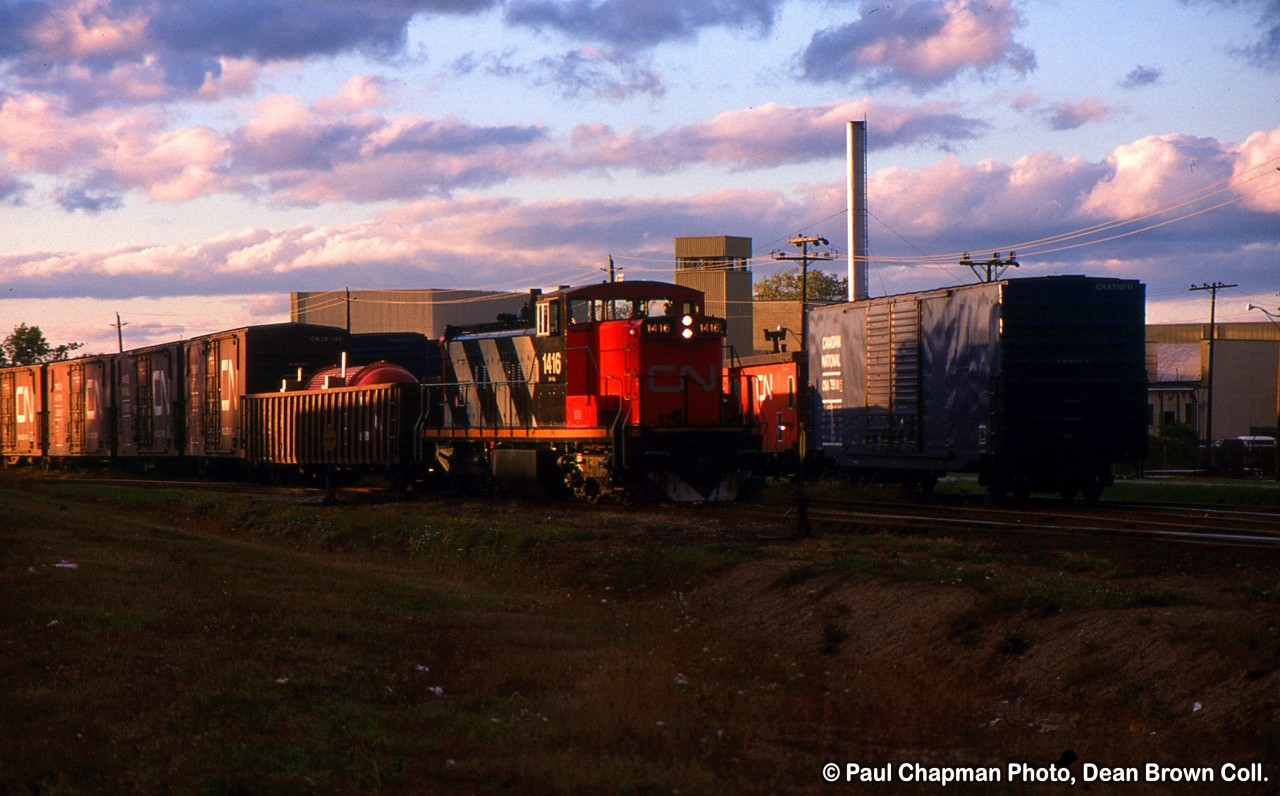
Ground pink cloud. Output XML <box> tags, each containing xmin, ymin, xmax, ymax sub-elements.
<box><xmin>1081</xmin><ymin>133</ymin><xmax>1237</xmax><ymax>220</ymax></box>
<box><xmin>1043</xmin><ymin>98</ymin><xmax>1113</xmax><ymax>131</ymax></box>
<box><xmin>0</xmin><ymin>93</ymin><xmax>111</xmax><ymax>172</ymax></box>
<box><xmin>800</xmin><ymin>0</ymin><xmax>1036</xmax><ymax>91</ymax></box>
<box><xmin>564</xmin><ymin>98</ymin><xmax>987</xmax><ymax>173</ymax></box>
<box><xmin>1</xmin><ymin>90</ymin><xmax>986</xmax><ymax>209</ymax></box>
<box><xmin>0</xmin><ymin>92</ymin><xmax>236</xmax><ymax>201</ymax></box>
<box><xmin>1235</xmin><ymin>128</ymin><xmax>1280</xmax><ymax>213</ymax></box>
<box><xmin>312</xmin><ymin>75</ymin><xmax>392</xmax><ymax>116</ymax></box>
<box><xmin>28</xmin><ymin>0</ymin><xmax>147</xmax><ymax>61</ymax></box>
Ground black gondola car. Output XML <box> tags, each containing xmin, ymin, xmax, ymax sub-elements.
<box><xmin>808</xmin><ymin>275</ymin><xmax>1148</xmax><ymax>501</ymax></box>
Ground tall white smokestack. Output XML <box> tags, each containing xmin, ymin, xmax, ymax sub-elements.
<box><xmin>847</xmin><ymin>120</ymin><xmax>869</xmax><ymax>301</ymax></box>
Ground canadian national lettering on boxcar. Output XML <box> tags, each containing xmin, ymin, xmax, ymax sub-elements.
<box><xmin>117</xmin><ymin>341</ymin><xmax>184</xmax><ymax>458</ymax></box>
<box><xmin>0</xmin><ymin>364</ymin><xmax>45</xmax><ymax>462</ymax></box>
<box><xmin>46</xmin><ymin>355</ymin><xmax>115</xmax><ymax>458</ymax></box>
<box><xmin>806</xmin><ymin>275</ymin><xmax>1148</xmax><ymax>502</ymax></box>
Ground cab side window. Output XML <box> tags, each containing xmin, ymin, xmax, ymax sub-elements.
<box><xmin>537</xmin><ymin>300</ymin><xmax>562</xmax><ymax>336</ymax></box>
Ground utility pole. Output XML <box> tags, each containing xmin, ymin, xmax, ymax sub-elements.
<box><xmin>345</xmin><ymin>287</ymin><xmax>351</xmax><ymax>333</ymax></box>
<box><xmin>1190</xmin><ymin>281</ymin><xmax>1236</xmax><ymax>469</ymax></box>
<box><xmin>113</xmin><ymin>312</ymin><xmax>128</xmax><ymax>353</ymax></box>
<box><xmin>772</xmin><ymin>235</ymin><xmax>837</xmax><ymax>352</ymax></box>
<box><xmin>959</xmin><ymin>252</ymin><xmax>1019</xmax><ymax>283</ymax></box>
<box><xmin>771</xmin><ymin>235</ymin><xmax>837</xmax><ymax>536</ymax></box>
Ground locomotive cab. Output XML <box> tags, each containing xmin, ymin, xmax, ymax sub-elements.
<box><xmin>534</xmin><ymin>282</ymin><xmax>727</xmax><ymax>430</ymax></box>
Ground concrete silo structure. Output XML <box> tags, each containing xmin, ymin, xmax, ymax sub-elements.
<box><xmin>673</xmin><ymin>235</ymin><xmax>755</xmax><ymax>359</ymax></box>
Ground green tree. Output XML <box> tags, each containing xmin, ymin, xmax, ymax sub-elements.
<box><xmin>754</xmin><ymin>266</ymin><xmax>848</xmax><ymax>301</ymax></box>
<box><xmin>1</xmin><ymin>323</ymin><xmax>85</xmax><ymax>366</ymax></box>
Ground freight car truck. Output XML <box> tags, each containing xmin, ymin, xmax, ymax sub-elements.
<box><xmin>808</xmin><ymin>275</ymin><xmax>1148</xmax><ymax>502</ymax></box>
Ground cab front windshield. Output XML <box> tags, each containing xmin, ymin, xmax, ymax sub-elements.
<box><xmin>567</xmin><ymin>296</ymin><xmax>702</xmax><ymax>324</ymax></box>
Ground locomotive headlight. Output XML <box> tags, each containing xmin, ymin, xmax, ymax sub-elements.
<box><xmin>681</xmin><ymin>328</ymin><xmax>694</xmax><ymax>340</ymax></box>
<box><xmin>681</xmin><ymin>314</ymin><xmax>693</xmax><ymax>327</ymax></box>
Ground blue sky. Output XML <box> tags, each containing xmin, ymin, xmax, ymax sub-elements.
<box><xmin>1</xmin><ymin>0</ymin><xmax>1278</xmax><ymax>352</ymax></box>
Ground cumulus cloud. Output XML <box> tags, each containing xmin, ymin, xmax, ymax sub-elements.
<box><xmin>4</xmin><ymin>80</ymin><xmax>994</xmax><ymax>208</ymax></box>
<box><xmin>1120</xmin><ymin>65</ymin><xmax>1163</xmax><ymax>89</ymax></box>
<box><xmin>1043</xmin><ymin>98</ymin><xmax>1113</xmax><ymax>131</ymax></box>
<box><xmin>54</xmin><ymin>183</ymin><xmax>125</xmax><ymax>213</ymax></box>
<box><xmin>0</xmin><ymin>171</ymin><xmax>33</xmax><ymax>204</ymax></box>
<box><xmin>1011</xmin><ymin>94</ymin><xmax>1115</xmax><ymax>132</ymax></box>
<box><xmin>1234</xmin><ymin>127</ymin><xmax>1280</xmax><ymax>213</ymax></box>
<box><xmin>9</xmin><ymin>127</ymin><xmax>1277</xmax><ymax>307</ymax></box>
<box><xmin>1241</xmin><ymin>5</ymin><xmax>1280</xmax><ymax>69</ymax></box>
<box><xmin>505</xmin><ymin>0</ymin><xmax>782</xmax><ymax>48</ymax></box>
<box><xmin>562</xmin><ymin>99</ymin><xmax>988</xmax><ymax>173</ymax></box>
<box><xmin>798</xmin><ymin>0</ymin><xmax>1036</xmax><ymax>91</ymax></box>
<box><xmin>1080</xmin><ymin>133</ymin><xmax>1236</xmax><ymax>220</ymax></box>
<box><xmin>0</xmin><ymin>0</ymin><xmax>498</xmax><ymax>108</ymax></box>
<box><xmin>0</xmin><ymin>92</ymin><xmax>239</xmax><ymax>202</ymax></box>
<box><xmin>535</xmin><ymin>47</ymin><xmax>665</xmax><ymax>100</ymax></box>
<box><xmin>0</xmin><ymin>188</ymin><xmax>815</xmax><ymax>305</ymax></box>
<box><xmin>1202</xmin><ymin>0</ymin><xmax>1280</xmax><ymax>70</ymax></box>
<box><xmin>449</xmin><ymin>46</ymin><xmax>665</xmax><ymax>100</ymax></box>
<box><xmin>230</xmin><ymin>92</ymin><xmax>551</xmax><ymax>203</ymax></box>
<box><xmin>870</xmin><ymin>152</ymin><xmax>1107</xmax><ymax>242</ymax></box>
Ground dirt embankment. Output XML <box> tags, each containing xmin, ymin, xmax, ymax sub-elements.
<box><xmin>4</xmin><ymin>475</ymin><xmax>1279</xmax><ymax>793</ymax></box>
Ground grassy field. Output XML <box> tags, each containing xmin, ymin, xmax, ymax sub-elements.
<box><xmin>2</xmin><ymin>473</ymin><xmax>1279</xmax><ymax>794</ymax></box>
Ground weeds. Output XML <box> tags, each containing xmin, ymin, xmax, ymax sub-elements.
<box><xmin>997</xmin><ymin>631</ymin><xmax>1033</xmax><ymax>656</ymax></box>
<box><xmin>3</xmin><ymin>472</ymin><xmax>1277</xmax><ymax>794</ymax></box>
<box><xmin>947</xmin><ymin>611</ymin><xmax>985</xmax><ymax>647</ymax></box>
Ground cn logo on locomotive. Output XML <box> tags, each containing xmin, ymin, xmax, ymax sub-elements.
<box><xmin>646</xmin><ymin>364</ymin><xmax>717</xmax><ymax>393</ymax></box>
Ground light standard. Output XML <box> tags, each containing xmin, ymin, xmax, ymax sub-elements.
<box><xmin>1190</xmin><ymin>282</ymin><xmax>1236</xmax><ymax>470</ymax></box>
<box><xmin>1246</xmin><ymin>302</ymin><xmax>1280</xmax><ymax>481</ymax></box>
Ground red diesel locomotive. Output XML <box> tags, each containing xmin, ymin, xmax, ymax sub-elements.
<box><xmin>421</xmin><ymin>280</ymin><xmax>757</xmax><ymax>501</ymax></box>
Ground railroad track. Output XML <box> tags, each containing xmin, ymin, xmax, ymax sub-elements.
<box><xmin>794</xmin><ymin>495</ymin><xmax>1280</xmax><ymax>550</ymax></box>
<box><xmin>24</xmin><ymin>472</ymin><xmax>1280</xmax><ymax>550</ymax></box>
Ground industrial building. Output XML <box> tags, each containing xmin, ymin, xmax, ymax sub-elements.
<box><xmin>290</xmin><ymin>288</ymin><xmax>529</xmax><ymax>337</ymax></box>
<box><xmin>1146</xmin><ymin>321</ymin><xmax>1280</xmax><ymax>441</ymax></box>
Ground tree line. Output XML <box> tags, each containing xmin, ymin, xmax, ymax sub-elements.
<box><xmin>752</xmin><ymin>266</ymin><xmax>848</xmax><ymax>301</ymax></box>
<box><xmin>0</xmin><ymin>324</ymin><xmax>85</xmax><ymax>367</ymax></box>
